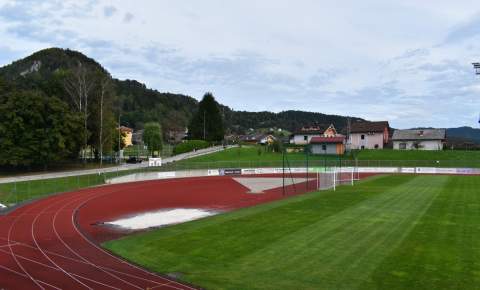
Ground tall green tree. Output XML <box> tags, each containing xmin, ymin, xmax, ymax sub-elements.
<box><xmin>189</xmin><ymin>92</ymin><xmax>225</xmax><ymax>141</ymax></box>
<box><xmin>143</xmin><ymin>122</ymin><xmax>163</xmax><ymax>157</ymax></box>
<box><xmin>0</xmin><ymin>90</ymin><xmax>83</xmax><ymax>168</ymax></box>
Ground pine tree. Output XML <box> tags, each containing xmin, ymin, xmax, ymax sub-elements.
<box><xmin>189</xmin><ymin>92</ymin><xmax>224</xmax><ymax>141</ymax></box>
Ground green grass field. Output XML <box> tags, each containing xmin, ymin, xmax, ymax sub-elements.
<box><xmin>104</xmin><ymin>175</ymin><xmax>480</xmax><ymax>290</ymax></box>
<box><xmin>180</xmin><ymin>146</ymin><xmax>480</xmax><ymax>168</ymax></box>
<box><xmin>0</xmin><ymin>173</ymin><xmax>107</xmax><ymax>205</ymax></box>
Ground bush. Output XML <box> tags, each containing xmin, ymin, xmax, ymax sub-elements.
<box><xmin>173</xmin><ymin>140</ymin><xmax>210</xmax><ymax>155</ymax></box>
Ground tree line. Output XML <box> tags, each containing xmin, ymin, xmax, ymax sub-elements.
<box><xmin>0</xmin><ymin>69</ymin><xmax>224</xmax><ymax>169</ymax></box>
<box><xmin>0</xmin><ymin>63</ymin><xmax>120</xmax><ymax>169</ymax></box>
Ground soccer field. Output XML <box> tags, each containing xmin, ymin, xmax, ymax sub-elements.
<box><xmin>104</xmin><ymin>175</ymin><xmax>480</xmax><ymax>290</ymax></box>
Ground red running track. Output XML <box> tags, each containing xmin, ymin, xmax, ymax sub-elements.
<box><xmin>0</xmin><ymin>174</ymin><xmax>372</xmax><ymax>289</ymax></box>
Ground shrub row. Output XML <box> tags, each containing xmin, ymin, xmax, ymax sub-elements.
<box><xmin>173</xmin><ymin>140</ymin><xmax>210</xmax><ymax>155</ymax></box>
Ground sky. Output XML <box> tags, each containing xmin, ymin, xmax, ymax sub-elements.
<box><xmin>0</xmin><ymin>0</ymin><xmax>480</xmax><ymax>129</ymax></box>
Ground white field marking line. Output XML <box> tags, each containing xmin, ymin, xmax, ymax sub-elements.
<box><xmin>70</xmin><ymin>182</ymin><xmax>200</xmax><ymax>290</ymax></box>
<box><xmin>0</xmin><ymin>263</ymin><xmax>62</xmax><ymax>290</ymax></box>
<box><xmin>52</xmin><ymin>194</ymin><xmax>146</xmax><ymax>290</ymax></box>
<box><xmin>7</xmin><ymin>201</ymin><xmax>49</xmax><ymax>290</ymax></box>
<box><xmin>4</xmin><ymin>238</ymin><xmax>172</xmax><ymax>286</ymax></box>
<box><xmin>0</xmin><ymin>247</ymin><xmax>120</xmax><ymax>290</ymax></box>
<box><xmin>31</xmin><ymin>195</ymin><xmax>93</xmax><ymax>289</ymax></box>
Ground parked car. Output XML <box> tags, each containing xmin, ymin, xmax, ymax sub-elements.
<box><xmin>126</xmin><ymin>156</ymin><xmax>142</xmax><ymax>164</ymax></box>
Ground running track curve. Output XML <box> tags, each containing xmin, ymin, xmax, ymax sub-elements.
<box><xmin>0</xmin><ymin>174</ymin><xmax>365</xmax><ymax>289</ymax></box>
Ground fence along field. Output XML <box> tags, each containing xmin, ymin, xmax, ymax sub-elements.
<box><xmin>1</xmin><ymin>146</ymin><xmax>479</xmax><ymax>207</ymax></box>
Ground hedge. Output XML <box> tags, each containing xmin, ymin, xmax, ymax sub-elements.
<box><xmin>173</xmin><ymin>140</ymin><xmax>210</xmax><ymax>155</ymax></box>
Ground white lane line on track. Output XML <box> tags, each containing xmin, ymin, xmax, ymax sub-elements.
<box><xmin>51</xmin><ymin>194</ymin><xmax>145</xmax><ymax>290</ymax></box>
<box><xmin>8</xmin><ymin>203</ymin><xmax>48</xmax><ymax>289</ymax></box>
<box><xmin>0</xmin><ymin>237</ymin><xmax>174</xmax><ymax>286</ymax></box>
<box><xmin>32</xmin><ymin>195</ymin><xmax>93</xmax><ymax>289</ymax></box>
<box><xmin>0</xmin><ymin>248</ymin><xmax>120</xmax><ymax>290</ymax></box>
<box><xmin>71</xmin><ymin>182</ymin><xmax>200</xmax><ymax>290</ymax></box>
<box><xmin>0</xmin><ymin>263</ymin><xmax>62</xmax><ymax>290</ymax></box>
<box><xmin>0</xmin><ymin>242</ymin><xmax>18</xmax><ymax>248</ymax></box>
<box><xmin>3</xmin><ymin>178</ymin><xmax>199</xmax><ymax>290</ymax></box>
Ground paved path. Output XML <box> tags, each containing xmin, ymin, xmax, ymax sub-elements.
<box><xmin>0</xmin><ymin>146</ymin><xmax>234</xmax><ymax>184</ymax></box>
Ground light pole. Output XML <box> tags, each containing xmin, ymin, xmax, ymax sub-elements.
<box><xmin>472</xmin><ymin>63</ymin><xmax>480</xmax><ymax>75</ymax></box>
<box><xmin>472</xmin><ymin>63</ymin><xmax>480</xmax><ymax>127</ymax></box>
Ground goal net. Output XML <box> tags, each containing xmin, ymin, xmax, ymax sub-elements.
<box><xmin>314</xmin><ymin>166</ymin><xmax>356</xmax><ymax>191</ymax></box>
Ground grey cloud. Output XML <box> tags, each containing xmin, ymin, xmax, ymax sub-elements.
<box><xmin>123</xmin><ymin>12</ymin><xmax>134</xmax><ymax>23</ymax></box>
<box><xmin>103</xmin><ymin>5</ymin><xmax>117</xmax><ymax>17</ymax></box>
<box><xmin>444</xmin><ymin>12</ymin><xmax>480</xmax><ymax>44</ymax></box>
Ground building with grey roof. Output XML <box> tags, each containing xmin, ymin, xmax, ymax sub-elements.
<box><xmin>392</xmin><ymin>129</ymin><xmax>446</xmax><ymax>150</ymax></box>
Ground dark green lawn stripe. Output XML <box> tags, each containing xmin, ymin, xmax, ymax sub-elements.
<box><xmin>366</xmin><ymin>175</ymin><xmax>480</xmax><ymax>290</ymax></box>
<box><xmin>219</xmin><ymin>176</ymin><xmax>446</xmax><ymax>290</ymax></box>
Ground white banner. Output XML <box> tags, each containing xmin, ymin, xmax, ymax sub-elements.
<box><xmin>358</xmin><ymin>167</ymin><xmax>399</xmax><ymax>173</ymax></box>
<box><xmin>415</xmin><ymin>167</ymin><xmax>437</xmax><ymax>174</ymax></box>
<box><xmin>207</xmin><ymin>169</ymin><xmax>220</xmax><ymax>176</ymax></box>
<box><xmin>157</xmin><ymin>171</ymin><xmax>175</xmax><ymax>179</ymax></box>
<box><xmin>401</xmin><ymin>167</ymin><xmax>415</xmax><ymax>173</ymax></box>
<box><xmin>435</xmin><ymin>168</ymin><xmax>458</xmax><ymax>174</ymax></box>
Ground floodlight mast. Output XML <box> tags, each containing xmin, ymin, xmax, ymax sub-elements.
<box><xmin>473</xmin><ymin>63</ymin><xmax>480</xmax><ymax>133</ymax></box>
<box><xmin>472</xmin><ymin>63</ymin><xmax>480</xmax><ymax>75</ymax></box>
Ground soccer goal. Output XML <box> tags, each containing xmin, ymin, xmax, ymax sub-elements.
<box><xmin>314</xmin><ymin>166</ymin><xmax>356</xmax><ymax>191</ymax></box>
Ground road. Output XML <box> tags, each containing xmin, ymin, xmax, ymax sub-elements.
<box><xmin>0</xmin><ymin>146</ymin><xmax>234</xmax><ymax>184</ymax></box>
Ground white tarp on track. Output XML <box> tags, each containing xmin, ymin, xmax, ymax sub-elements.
<box><xmin>105</xmin><ymin>208</ymin><xmax>217</xmax><ymax>230</ymax></box>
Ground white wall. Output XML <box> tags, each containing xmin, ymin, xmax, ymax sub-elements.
<box><xmin>393</xmin><ymin>140</ymin><xmax>443</xmax><ymax>150</ymax></box>
<box><xmin>349</xmin><ymin>133</ymin><xmax>384</xmax><ymax>149</ymax></box>
<box><xmin>311</xmin><ymin>144</ymin><xmax>338</xmax><ymax>154</ymax></box>
<box><xmin>291</xmin><ymin>134</ymin><xmax>320</xmax><ymax>145</ymax></box>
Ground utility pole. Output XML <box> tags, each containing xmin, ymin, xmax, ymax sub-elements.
<box><xmin>282</xmin><ymin>149</ymin><xmax>285</xmax><ymax>196</ymax></box>
<box><xmin>118</xmin><ymin>113</ymin><xmax>121</xmax><ymax>164</ymax></box>
<box><xmin>472</xmin><ymin>63</ymin><xmax>480</xmax><ymax>152</ymax></box>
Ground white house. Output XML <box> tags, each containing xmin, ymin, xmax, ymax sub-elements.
<box><xmin>348</xmin><ymin>121</ymin><xmax>389</xmax><ymax>150</ymax></box>
<box><xmin>290</xmin><ymin>125</ymin><xmax>327</xmax><ymax>145</ymax></box>
<box><xmin>392</xmin><ymin>129</ymin><xmax>446</xmax><ymax>150</ymax></box>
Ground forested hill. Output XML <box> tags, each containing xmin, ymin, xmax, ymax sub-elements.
<box><xmin>446</xmin><ymin>127</ymin><xmax>480</xmax><ymax>144</ymax></box>
<box><xmin>223</xmin><ymin>110</ymin><xmax>364</xmax><ymax>133</ymax></box>
<box><xmin>0</xmin><ymin>48</ymin><xmax>365</xmax><ymax>134</ymax></box>
<box><xmin>0</xmin><ymin>48</ymin><xmax>199</xmax><ymax>131</ymax></box>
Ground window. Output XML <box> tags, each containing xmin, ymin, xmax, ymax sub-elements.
<box><xmin>374</xmin><ymin>144</ymin><xmax>379</xmax><ymax>149</ymax></box>
<box><xmin>322</xmin><ymin>144</ymin><xmax>327</xmax><ymax>151</ymax></box>
<box><xmin>361</xmin><ymin>134</ymin><xmax>365</xmax><ymax>140</ymax></box>
<box><xmin>304</xmin><ymin>136</ymin><xmax>308</xmax><ymax>141</ymax></box>
<box><xmin>361</xmin><ymin>145</ymin><xmax>365</xmax><ymax>150</ymax></box>
<box><xmin>399</xmin><ymin>143</ymin><xmax>406</xmax><ymax>150</ymax></box>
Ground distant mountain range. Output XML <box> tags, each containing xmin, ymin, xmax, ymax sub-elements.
<box><xmin>0</xmin><ymin>47</ymin><xmax>478</xmax><ymax>143</ymax></box>
<box><xmin>446</xmin><ymin>127</ymin><xmax>480</xmax><ymax>144</ymax></box>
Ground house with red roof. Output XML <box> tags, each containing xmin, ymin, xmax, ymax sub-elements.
<box><xmin>309</xmin><ymin>124</ymin><xmax>346</xmax><ymax>155</ymax></box>
<box><xmin>348</xmin><ymin>121</ymin><xmax>389</xmax><ymax>150</ymax></box>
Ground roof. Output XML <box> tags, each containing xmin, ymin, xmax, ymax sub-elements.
<box><xmin>292</xmin><ymin>124</ymin><xmax>331</xmax><ymax>135</ymax></box>
<box><xmin>392</xmin><ymin>129</ymin><xmax>446</xmax><ymax>141</ymax></box>
<box><xmin>310</xmin><ymin>136</ymin><xmax>345</xmax><ymax>144</ymax></box>
<box><xmin>292</xmin><ymin>130</ymin><xmax>324</xmax><ymax>135</ymax></box>
<box><xmin>350</xmin><ymin>121</ymin><xmax>389</xmax><ymax>133</ymax></box>
<box><xmin>119</xmin><ymin>126</ymin><xmax>133</xmax><ymax>133</ymax></box>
